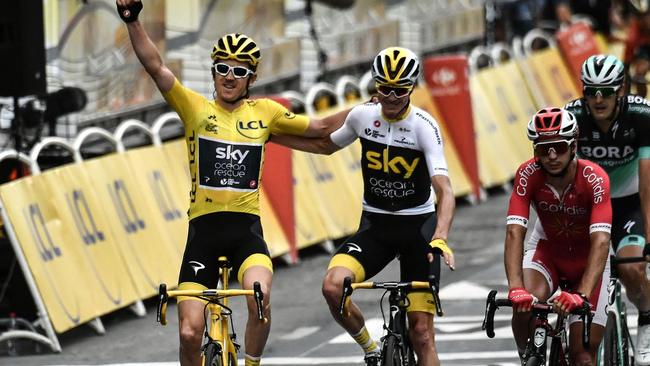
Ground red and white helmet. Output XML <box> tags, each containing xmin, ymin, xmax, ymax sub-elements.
<box><xmin>526</xmin><ymin>107</ymin><xmax>578</xmax><ymax>142</ymax></box>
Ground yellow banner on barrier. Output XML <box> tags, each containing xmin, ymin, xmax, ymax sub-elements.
<box><xmin>475</xmin><ymin>63</ymin><xmax>535</xmax><ymax>163</ymax></box>
<box><xmin>292</xmin><ymin>151</ymin><xmax>330</xmax><ymax>248</ymax></box>
<box><xmin>161</xmin><ymin>139</ymin><xmax>191</xmax><ymax>204</ymax></box>
<box><xmin>82</xmin><ymin>153</ymin><xmax>180</xmax><ymax>296</ymax></box>
<box><xmin>410</xmin><ymin>87</ymin><xmax>474</xmax><ymax>197</ymax></box>
<box><xmin>124</xmin><ymin>146</ymin><xmax>188</xmax><ymax>255</ymax></box>
<box><xmin>292</xmin><ymin>150</ymin><xmax>359</xmax><ymax>240</ymax></box>
<box><xmin>42</xmin><ymin>164</ymin><xmax>141</xmax><ymax>312</ymax></box>
<box><xmin>470</xmin><ymin>76</ymin><xmax>520</xmax><ymax>187</ymax></box>
<box><xmin>0</xmin><ymin>176</ymin><xmax>99</xmax><ymax>333</ymax></box>
<box><xmin>524</xmin><ymin>48</ymin><xmax>580</xmax><ymax>107</ymax></box>
<box><xmin>494</xmin><ymin>61</ymin><xmax>539</xmax><ymax>118</ymax></box>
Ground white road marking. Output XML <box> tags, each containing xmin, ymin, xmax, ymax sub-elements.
<box><xmin>439</xmin><ymin>281</ymin><xmax>493</xmax><ymax>300</ymax></box>
<box><xmin>46</xmin><ymin>351</ymin><xmax>520</xmax><ymax>365</ymax></box>
<box><xmin>280</xmin><ymin>326</ymin><xmax>321</xmax><ymax>340</ymax></box>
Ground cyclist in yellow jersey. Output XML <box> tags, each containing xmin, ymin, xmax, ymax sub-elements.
<box><xmin>116</xmin><ymin>2</ymin><xmax>350</xmax><ymax>366</ymax></box>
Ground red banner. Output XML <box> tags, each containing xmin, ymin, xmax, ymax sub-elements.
<box><xmin>260</xmin><ymin>97</ymin><xmax>297</xmax><ymax>262</ymax></box>
<box><xmin>556</xmin><ymin>22</ymin><xmax>599</xmax><ymax>89</ymax></box>
<box><xmin>422</xmin><ymin>55</ymin><xmax>480</xmax><ymax>198</ymax></box>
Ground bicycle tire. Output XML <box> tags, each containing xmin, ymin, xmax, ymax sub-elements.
<box><xmin>203</xmin><ymin>342</ymin><xmax>223</xmax><ymax>366</ymax></box>
<box><xmin>548</xmin><ymin>336</ymin><xmax>570</xmax><ymax>366</ymax></box>
<box><xmin>228</xmin><ymin>352</ymin><xmax>236</xmax><ymax>366</ymax></box>
<box><xmin>604</xmin><ymin>312</ymin><xmax>630</xmax><ymax>366</ymax></box>
<box><xmin>524</xmin><ymin>355</ymin><xmax>543</xmax><ymax>366</ymax></box>
<box><xmin>381</xmin><ymin>335</ymin><xmax>402</xmax><ymax>366</ymax></box>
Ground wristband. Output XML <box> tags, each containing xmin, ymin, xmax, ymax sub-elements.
<box><xmin>429</xmin><ymin>238</ymin><xmax>453</xmax><ymax>256</ymax></box>
<box><xmin>117</xmin><ymin>1</ymin><xmax>143</xmax><ymax>23</ymax></box>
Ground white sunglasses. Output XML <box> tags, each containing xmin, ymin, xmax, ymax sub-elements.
<box><xmin>212</xmin><ymin>63</ymin><xmax>254</xmax><ymax>78</ymax></box>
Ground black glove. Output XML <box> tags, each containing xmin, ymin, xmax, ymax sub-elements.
<box><xmin>117</xmin><ymin>1</ymin><xmax>143</xmax><ymax>23</ymax></box>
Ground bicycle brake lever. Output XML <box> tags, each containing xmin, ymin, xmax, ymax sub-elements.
<box><xmin>428</xmin><ymin>257</ymin><xmax>443</xmax><ymax>316</ymax></box>
<box><xmin>157</xmin><ymin>283</ymin><xmax>168</xmax><ymax>325</ymax></box>
<box><xmin>483</xmin><ymin>290</ymin><xmax>498</xmax><ymax>338</ymax></box>
<box><xmin>339</xmin><ymin>277</ymin><xmax>353</xmax><ymax>316</ymax></box>
<box><xmin>580</xmin><ymin>302</ymin><xmax>592</xmax><ymax>349</ymax></box>
<box><xmin>253</xmin><ymin>282</ymin><xmax>264</xmax><ymax>321</ymax></box>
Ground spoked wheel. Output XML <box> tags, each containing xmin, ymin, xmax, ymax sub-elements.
<box><xmin>604</xmin><ymin>313</ymin><xmax>630</xmax><ymax>366</ymax></box>
<box><xmin>381</xmin><ymin>335</ymin><xmax>402</xmax><ymax>366</ymax></box>
<box><xmin>203</xmin><ymin>342</ymin><xmax>223</xmax><ymax>366</ymax></box>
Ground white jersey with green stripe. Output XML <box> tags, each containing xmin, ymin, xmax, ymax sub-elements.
<box><xmin>565</xmin><ymin>95</ymin><xmax>650</xmax><ymax>198</ymax></box>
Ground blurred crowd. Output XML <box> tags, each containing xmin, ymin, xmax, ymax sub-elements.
<box><xmin>493</xmin><ymin>0</ymin><xmax>650</xmax><ymax>96</ymax></box>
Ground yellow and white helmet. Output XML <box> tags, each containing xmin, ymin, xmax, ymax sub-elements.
<box><xmin>211</xmin><ymin>33</ymin><xmax>261</xmax><ymax>70</ymax></box>
<box><xmin>371</xmin><ymin>47</ymin><xmax>420</xmax><ymax>87</ymax></box>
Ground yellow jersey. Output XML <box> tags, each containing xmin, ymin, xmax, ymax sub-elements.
<box><xmin>164</xmin><ymin>79</ymin><xmax>309</xmax><ymax>219</ymax></box>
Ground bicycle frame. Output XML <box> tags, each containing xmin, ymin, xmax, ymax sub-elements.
<box><xmin>483</xmin><ymin>290</ymin><xmax>592</xmax><ymax>365</ymax></box>
<box><xmin>157</xmin><ymin>257</ymin><xmax>264</xmax><ymax>366</ymax></box>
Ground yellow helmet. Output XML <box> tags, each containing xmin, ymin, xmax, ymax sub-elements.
<box><xmin>211</xmin><ymin>33</ymin><xmax>261</xmax><ymax>70</ymax></box>
<box><xmin>371</xmin><ymin>47</ymin><xmax>420</xmax><ymax>87</ymax></box>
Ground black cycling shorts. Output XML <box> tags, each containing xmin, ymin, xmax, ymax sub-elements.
<box><xmin>178</xmin><ymin>212</ymin><xmax>270</xmax><ymax>288</ymax></box>
<box><xmin>332</xmin><ymin>211</ymin><xmax>440</xmax><ymax>287</ymax></box>
<box><xmin>611</xmin><ymin>194</ymin><xmax>646</xmax><ymax>252</ymax></box>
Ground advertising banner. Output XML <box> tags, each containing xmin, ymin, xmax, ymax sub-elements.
<box><xmin>423</xmin><ymin>55</ymin><xmax>480</xmax><ymax>197</ymax></box>
<box><xmin>556</xmin><ymin>22</ymin><xmax>599</xmax><ymax>88</ymax></box>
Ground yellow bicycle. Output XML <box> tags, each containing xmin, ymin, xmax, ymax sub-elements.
<box><xmin>157</xmin><ymin>257</ymin><xmax>264</xmax><ymax>366</ymax></box>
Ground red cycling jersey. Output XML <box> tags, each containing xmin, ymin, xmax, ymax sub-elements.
<box><xmin>507</xmin><ymin>158</ymin><xmax>612</xmax><ymax>254</ymax></box>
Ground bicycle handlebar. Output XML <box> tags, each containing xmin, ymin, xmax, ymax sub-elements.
<box><xmin>156</xmin><ymin>281</ymin><xmax>265</xmax><ymax>326</ymax></box>
<box><xmin>482</xmin><ymin>289</ymin><xmax>592</xmax><ymax>349</ymax></box>
<box><xmin>338</xmin><ymin>277</ymin><xmax>441</xmax><ymax>316</ymax></box>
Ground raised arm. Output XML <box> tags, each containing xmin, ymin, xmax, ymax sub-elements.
<box><xmin>117</xmin><ymin>0</ymin><xmax>175</xmax><ymax>93</ymax></box>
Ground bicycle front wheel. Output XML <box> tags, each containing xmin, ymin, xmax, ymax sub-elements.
<box><xmin>203</xmin><ymin>342</ymin><xmax>223</xmax><ymax>366</ymax></box>
<box><xmin>524</xmin><ymin>355</ymin><xmax>543</xmax><ymax>366</ymax></box>
<box><xmin>603</xmin><ymin>312</ymin><xmax>630</xmax><ymax>366</ymax></box>
<box><xmin>381</xmin><ymin>335</ymin><xmax>402</xmax><ymax>366</ymax></box>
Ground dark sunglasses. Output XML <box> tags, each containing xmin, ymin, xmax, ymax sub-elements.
<box><xmin>376</xmin><ymin>83</ymin><xmax>412</xmax><ymax>98</ymax></box>
<box><xmin>534</xmin><ymin>139</ymin><xmax>574</xmax><ymax>157</ymax></box>
<box><xmin>583</xmin><ymin>86</ymin><xmax>619</xmax><ymax>97</ymax></box>
<box><xmin>213</xmin><ymin>63</ymin><xmax>254</xmax><ymax>78</ymax></box>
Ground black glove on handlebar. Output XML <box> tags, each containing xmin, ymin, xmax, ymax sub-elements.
<box><xmin>117</xmin><ymin>1</ymin><xmax>143</xmax><ymax>23</ymax></box>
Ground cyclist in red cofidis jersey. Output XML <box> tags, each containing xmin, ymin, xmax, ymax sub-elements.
<box><xmin>504</xmin><ymin>108</ymin><xmax>612</xmax><ymax>365</ymax></box>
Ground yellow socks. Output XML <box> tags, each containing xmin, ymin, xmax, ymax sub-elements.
<box><xmin>244</xmin><ymin>354</ymin><xmax>261</xmax><ymax>366</ymax></box>
<box><xmin>352</xmin><ymin>326</ymin><xmax>378</xmax><ymax>354</ymax></box>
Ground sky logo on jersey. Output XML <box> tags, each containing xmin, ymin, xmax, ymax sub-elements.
<box><xmin>215</xmin><ymin>145</ymin><xmax>250</xmax><ymax>164</ymax></box>
<box><xmin>365</xmin><ymin>148</ymin><xmax>420</xmax><ymax>178</ymax></box>
<box><xmin>198</xmin><ymin>137</ymin><xmax>262</xmax><ymax>191</ymax></box>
